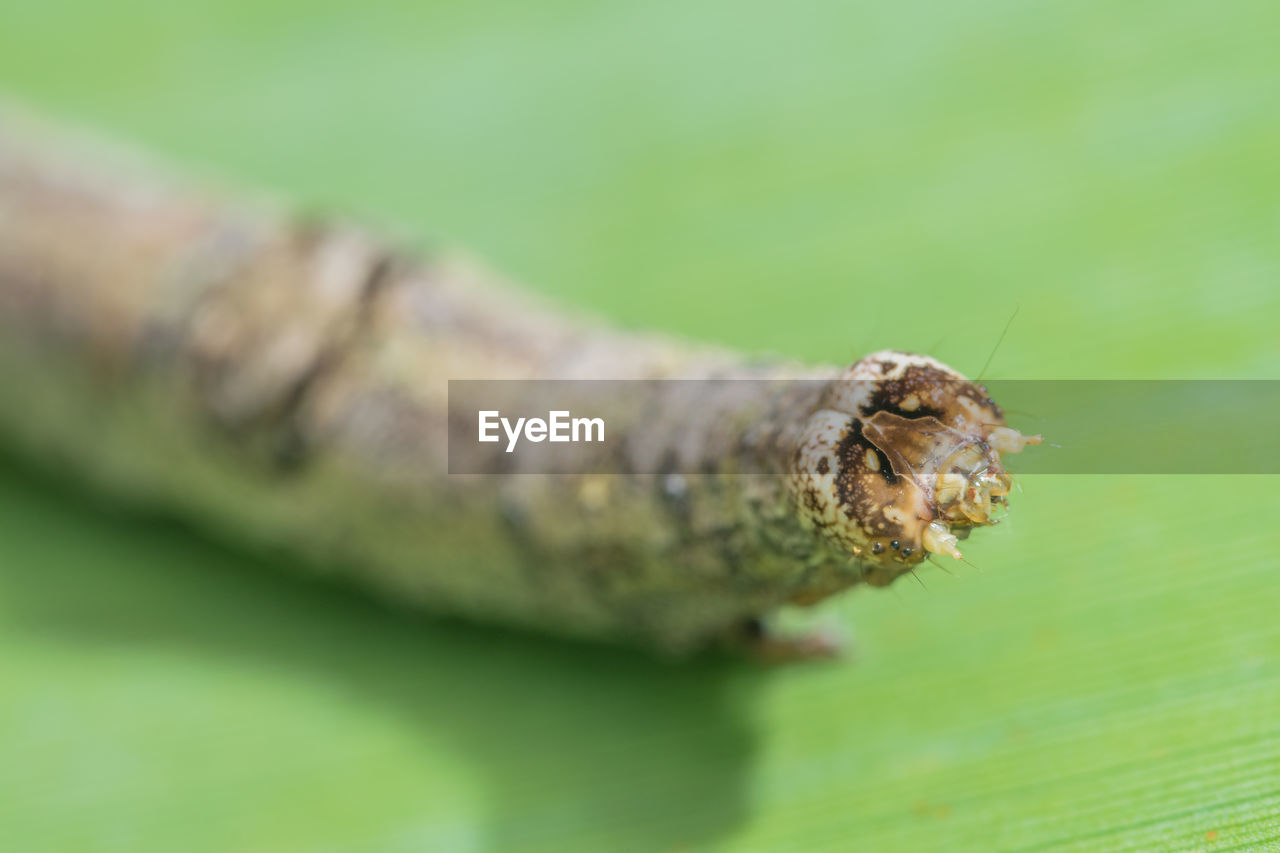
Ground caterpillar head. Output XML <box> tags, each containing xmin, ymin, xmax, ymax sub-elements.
<box><xmin>790</xmin><ymin>351</ymin><xmax>1040</xmax><ymax>586</ymax></box>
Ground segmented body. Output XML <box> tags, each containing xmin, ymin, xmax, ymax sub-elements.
<box><xmin>0</xmin><ymin>113</ymin><xmax>1036</xmax><ymax>652</ymax></box>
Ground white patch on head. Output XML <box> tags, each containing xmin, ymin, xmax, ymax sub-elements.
<box><xmin>843</xmin><ymin>350</ymin><xmax>966</xmax><ymax>383</ymax></box>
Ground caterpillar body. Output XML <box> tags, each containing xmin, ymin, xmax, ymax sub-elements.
<box><xmin>0</xmin><ymin>113</ymin><xmax>1039</xmax><ymax>655</ymax></box>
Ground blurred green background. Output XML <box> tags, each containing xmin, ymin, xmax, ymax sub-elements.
<box><xmin>1</xmin><ymin>0</ymin><xmax>1278</xmax><ymax>850</ymax></box>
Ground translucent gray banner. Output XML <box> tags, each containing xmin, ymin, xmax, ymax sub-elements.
<box><xmin>447</xmin><ymin>380</ymin><xmax>1280</xmax><ymax>474</ymax></box>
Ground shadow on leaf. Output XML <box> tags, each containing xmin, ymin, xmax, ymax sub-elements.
<box><xmin>0</xmin><ymin>455</ymin><xmax>763</xmax><ymax>850</ymax></box>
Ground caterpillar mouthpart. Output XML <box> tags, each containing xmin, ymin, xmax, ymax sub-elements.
<box><xmin>922</xmin><ymin>520</ymin><xmax>964</xmax><ymax>560</ymax></box>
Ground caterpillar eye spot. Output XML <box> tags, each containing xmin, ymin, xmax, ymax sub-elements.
<box><xmin>872</xmin><ymin>542</ymin><xmax>884</xmax><ymax>555</ymax></box>
<box><xmin>890</xmin><ymin>539</ymin><xmax>900</xmax><ymax>550</ymax></box>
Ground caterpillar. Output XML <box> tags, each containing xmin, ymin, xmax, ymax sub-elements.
<box><xmin>0</xmin><ymin>110</ymin><xmax>1039</xmax><ymax>657</ymax></box>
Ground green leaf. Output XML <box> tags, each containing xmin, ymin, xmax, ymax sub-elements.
<box><xmin>1</xmin><ymin>0</ymin><xmax>1278</xmax><ymax>849</ymax></box>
